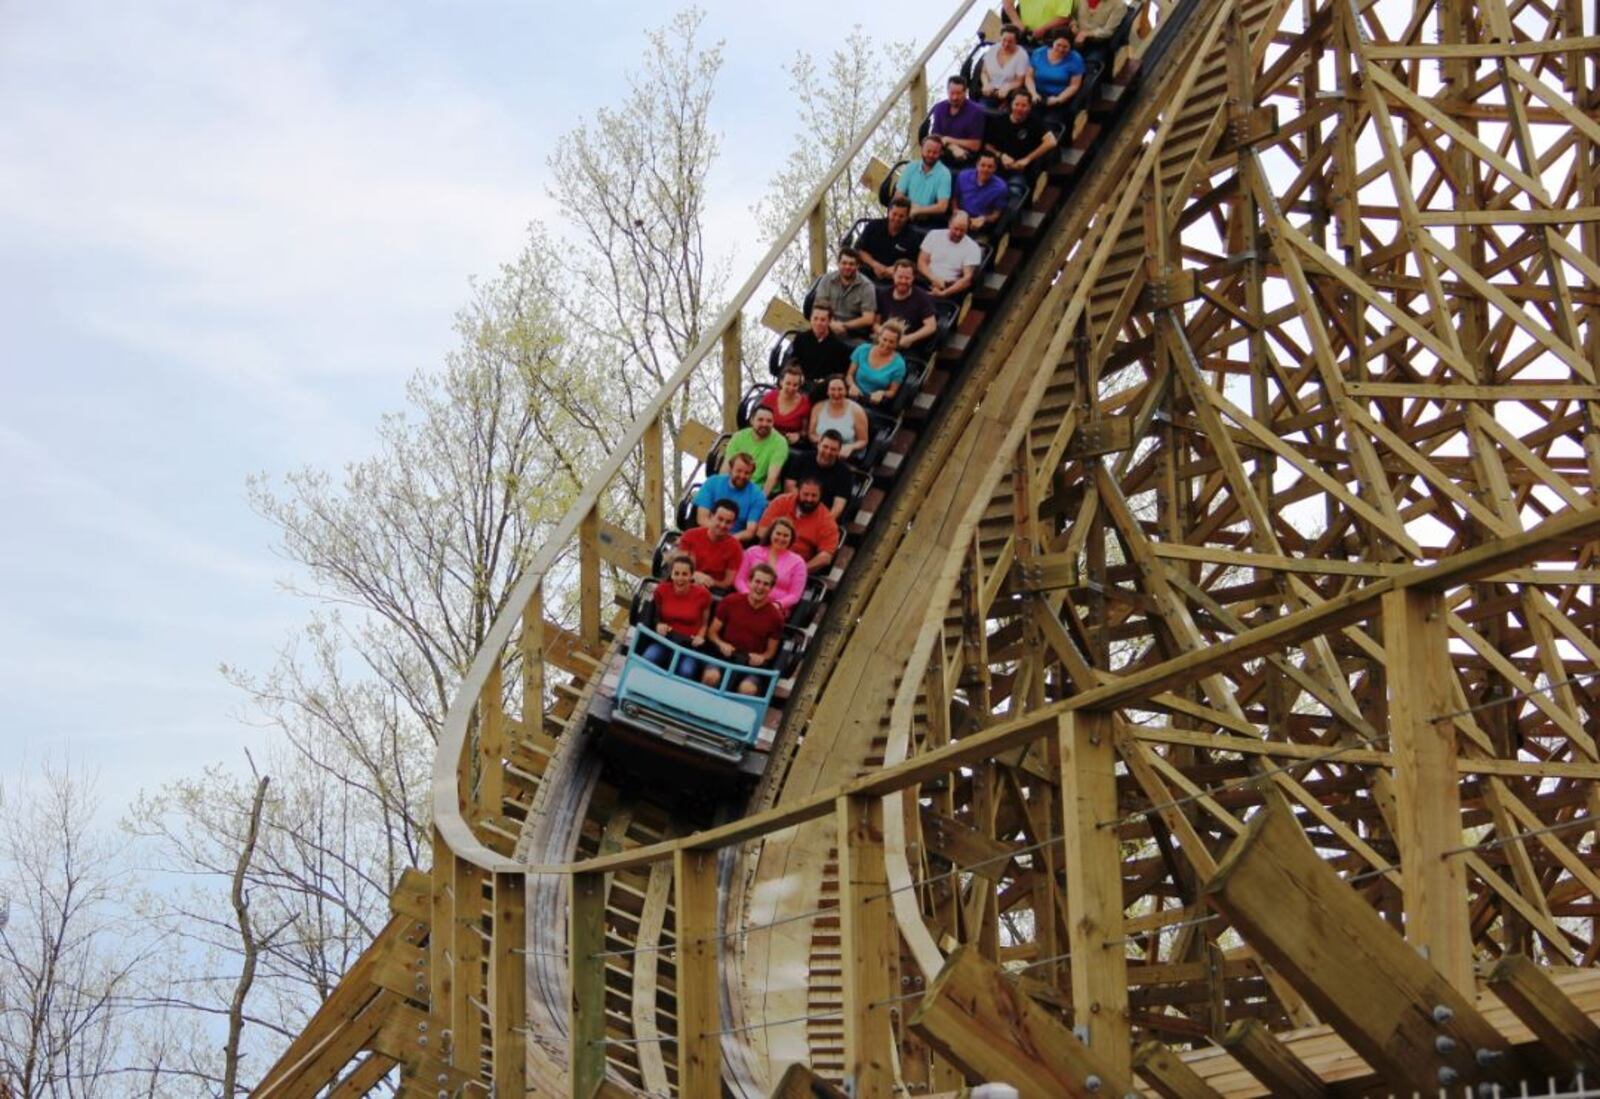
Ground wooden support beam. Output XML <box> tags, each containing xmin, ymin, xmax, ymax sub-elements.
<box><xmin>1382</xmin><ymin>588</ymin><xmax>1472</xmax><ymax>994</ymax></box>
<box><xmin>1061</xmin><ymin>710</ymin><xmax>1131</xmax><ymax>1080</ymax></box>
<box><xmin>761</xmin><ymin>296</ymin><xmax>807</xmax><ymax>336</ymax></box>
<box><xmin>722</xmin><ymin>316</ymin><xmax>743</xmax><ymax>435</ymax></box>
<box><xmin>676</xmin><ymin>847</ymin><xmax>722</xmax><ymax>1099</ymax></box>
<box><xmin>489</xmin><ymin>871</ymin><xmax>526</xmax><ymax>1099</ymax></box>
<box><xmin>1486</xmin><ymin>954</ymin><xmax>1600</xmax><ymax>1074</ymax></box>
<box><xmin>1202</xmin><ymin>801</ymin><xmax>1522</xmax><ymax>1093</ymax></box>
<box><xmin>908</xmin><ymin>945</ymin><xmax>1133</xmax><ymax>1098</ymax></box>
<box><xmin>1219</xmin><ymin>1018</ymin><xmax>1328</xmax><ymax>1097</ymax></box>
<box><xmin>568</xmin><ymin>870</ymin><xmax>608</xmax><ymax>1099</ymax></box>
<box><xmin>1133</xmin><ymin>1039</ymin><xmax>1226</xmax><ymax>1098</ymax></box>
<box><xmin>325</xmin><ymin>1053</ymin><xmax>395</xmax><ymax>1098</ymax></box>
<box><xmin>839</xmin><ymin>794</ymin><xmax>895</xmax><ymax>1097</ymax></box>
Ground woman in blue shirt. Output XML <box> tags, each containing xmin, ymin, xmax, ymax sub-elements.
<box><xmin>847</xmin><ymin>319</ymin><xmax>909</xmax><ymax>408</ymax></box>
<box><xmin>1027</xmin><ymin>36</ymin><xmax>1086</xmax><ymax>126</ymax></box>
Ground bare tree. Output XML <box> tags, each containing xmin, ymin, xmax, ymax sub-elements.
<box><xmin>0</xmin><ymin>761</ymin><xmax>153</xmax><ymax>1098</ymax></box>
<box><xmin>754</xmin><ymin>27</ymin><xmax>918</xmax><ymax>304</ymax></box>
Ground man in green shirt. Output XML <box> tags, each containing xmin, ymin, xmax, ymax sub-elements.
<box><xmin>725</xmin><ymin>406</ymin><xmax>790</xmax><ymax>495</ymax></box>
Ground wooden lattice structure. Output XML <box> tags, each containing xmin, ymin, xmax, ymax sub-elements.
<box><xmin>253</xmin><ymin>0</ymin><xmax>1600</xmax><ymax>1094</ymax></box>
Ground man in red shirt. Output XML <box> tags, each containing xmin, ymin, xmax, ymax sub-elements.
<box><xmin>703</xmin><ymin>564</ymin><xmax>787</xmax><ymax>695</ymax></box>
<box><xmin>756</xmin><ymin>478</ymin><xmax>841</xmax><ymax>574</ymax></box>
<box><xmin>676</xmin><ymin>500</ymin><xmax>744</xmax><ymax>588</ymax></box>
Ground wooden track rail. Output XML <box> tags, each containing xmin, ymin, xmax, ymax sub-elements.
<box><xmin>253</xmin><ymin>0</ymin><xmax>1600</xmax><ymax>1093</ymax></box>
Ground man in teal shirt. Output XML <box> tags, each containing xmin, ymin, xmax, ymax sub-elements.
<box><xmin>725</xmin><ymin>406</ymin><xmax>790</xmax><ymax>495</ymax></box>
<box><xmin>895</xmin><ymin>136</ymin><xmax>953</xmax><ymax>225</ymax></box>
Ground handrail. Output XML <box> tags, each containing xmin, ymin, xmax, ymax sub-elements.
<box><xmin>431</xmin><ymin>0</ymin><xmax>982</xmax><ymax>874</ymax></box>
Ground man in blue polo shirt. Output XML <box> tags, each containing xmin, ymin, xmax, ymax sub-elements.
<box><xmin>693</xmin><ymin>452</ymin><xmax>767</xmax><ymax>544</ymax></box>
<box><xmin>895</xmin><ymin>136</ymin><xmax>953</xmax><ymax>226</ymax></box>
<box><xmin>952</xmin><ymin>151</ymin><xmax>1013</xmax><ymax>239</ymax></box>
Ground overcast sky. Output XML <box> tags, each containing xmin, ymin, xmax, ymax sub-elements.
<box><xmin>0</xmin><ymin>0</ymin><xmax>982</xmax><ymax>813</ymax></box>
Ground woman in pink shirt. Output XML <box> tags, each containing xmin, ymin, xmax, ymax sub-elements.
<box><xmin>733</xmin><ymin>517</ymin><xmax>808</xmax><ymax>610</ymax></box>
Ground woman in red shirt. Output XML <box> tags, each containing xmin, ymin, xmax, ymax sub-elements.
<box><xmin>759</xmin><ymin>364</ymin><xmax>813</xmax><ymax>446</ymax></box>
<box><xmin>641</xmin><ymin>555</ymin><xmax>711</xmax><ymax>679</ymax></box>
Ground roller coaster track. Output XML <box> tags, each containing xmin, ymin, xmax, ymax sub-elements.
<box><xmin>256</xmin><ymin>0</ymin><xmax>1600</xmax><ymax>1093</ymax></box>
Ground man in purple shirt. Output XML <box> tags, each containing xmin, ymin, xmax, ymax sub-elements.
<box><xmin>952</xmin><ymin>151</ymin><xmax>1013</xmax><ymax>239</ymax></box>
<box><xmin>928</xmin><ymin>75</ymin><xmax>987</xmax><ymax>168</ymax></box>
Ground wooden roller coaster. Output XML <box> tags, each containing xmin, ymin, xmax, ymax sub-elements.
<box><xmin>253</xmin><ymin>0</ymin><xmax>1600</xmax><ymax>1093</ymax></box>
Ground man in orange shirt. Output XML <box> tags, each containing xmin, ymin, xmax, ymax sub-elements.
<box><xmin>756</xmin><ymin>477</ymin><xmax>841</xmax><ymax>575</ymax></box>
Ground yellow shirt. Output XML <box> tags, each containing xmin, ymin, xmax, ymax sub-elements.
<box><xmin>1019</xmin><ymin>0</ymin><xmax>1076</xmax><ymax>28</ymax></box>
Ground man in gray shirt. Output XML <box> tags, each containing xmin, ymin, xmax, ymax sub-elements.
<box><xmin>813</xmin><ymin>249</ymin><xmax>879</xmax><ymax>340</ymax></box>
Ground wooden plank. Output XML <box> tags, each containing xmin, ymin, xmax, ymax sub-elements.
<box><xmin>489</xmin><ymin>871</ymin><xmax>526</xmax><ymax>1099</ymax></box>
<box><xmin>839</xmin><ymin>794</ymin><xmax>895</xmax><ymax>1097</ymax></box>
<box><xmin>768</xmin><ymin>1062</ymin><xmax>849</xmax><ymax>1098</ymax></box>
<box><xmin>676</xmin><ymin>847</ymin><xmax>722</xmax><ymax>1099</ymax></box>
<box><xmin>1201</xmin><ymin>801</ymin><xmax>1522</xmax><ymax>1093</ymax></box>
<box><xmin>858</xmin><ymin>157</ymin><xmax>891</xmax><ymax>196</ymax></box>
<box><xmin>677</xmin><ymin>418</ymin><xmax>722</xmax><ymax>467</ymax></box>
<box><xmin>1486</xmin><ymin>954</ymin><xmax>1600</xmax><ymax>1073</ymax></box>
<box><xmin>595</xmin><ymin>520</ymin><xmax>654</xmax><ymax>577</ymax></box>
<box><xmin>1219</xmin><ymin>1018</ymin><xmax>1328</xmax><ymax>1097</ymax></box>
<box><xmin>1382</xmin><ymin>589</ymin><xmax>1472</xmax><ymax>995</ymax></box>
<box><xmin>1134</xmin><ymin>1040</ymin><xmax>1226</xmax><ymax>1098</ymax></box>
<box><xmin>761</xmin><ymin>296</ymin><xmax>807</xmax><ymax>336</ymax></box>
<box><xmin>568</xmin><ymin>871</ymin><xmax>608</xmax><ymax>1099</ymax></box>
<box><xmin>1060</xmin><ymin>710</ymin><xmax>1131</xmax><ymax>1080</ymax></box>
<box><xmin>908</xmin><ymin>944</ymin><xmax>1134</xmax><ymax>1098</ymax></box>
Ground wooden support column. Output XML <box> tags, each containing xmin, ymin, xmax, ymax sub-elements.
<box><xmin>908</xmin><ymin>67</ymin><xmax>929</xmax><ymax>153</ymax></box>
<box><xmin>1381</xmin><ymin>587</ymin><xmax>1471</xmax><ymax>994</ymax></box>
<box><xmin>579</xmin><ymin>505</ymin><xmax>602</xmax><ymax>652</ymax></box>
<box><xmin>642</xmin><ymin>416</ymin><xmax>665</xmax><ymax>546</ymax></box>
<box><xmin>428</xmin><ymin>830</ymin><xmax>454</xmax><ymax>1041</ymax></box>
<box><xmin>490</xmin><ymin>870</ymin><xmax>526</xmax><ymax>1098</ymax></box>
<box><xmin>721</xmin><ymin>316</ymin><xmax>743</xmax><ymax>435</ymax></box>
<box><xmin>476</xmin><ymin>659</ymin><xmax>505</xmax><ymax>823</ymax></box>
<box><xmin>569</xmin><ymin>870</ymin><xmax>608</xmax><ymax>1099</ymax></box>
<box><xmin>839</xmin><ymin>794</ymin><xmax>894</xmax><ymax>1097</ymax></box>
<box><xmin>675</xmin><ymin>847</ymin><xmax>722</xmax><ymax>1099</ymax></box>
<box><xmin>808</xmin><ymin>201</ymin><xmax>830</xmax><ymax>281</ymax></box>
<box><xmin>450</xmin><ymin>859</ymin><xmax>486</xmax><ymax>1078</ymax></box>
<box><xmin>909</xmin><ymin>945</ymin><xmax>1133</xmax><ymax>1098</ymax></box>
<box><xmin>1060</xmin><ymin>709</ymin><xmax>1131</xmax><ymax>1080</ymax></box>
<box><xmin>521</xmin><ymin>584</ymin><xmax>546</xmax><ymax>732</ymax></box>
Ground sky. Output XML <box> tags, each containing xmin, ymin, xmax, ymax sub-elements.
<box><xmin>0</xmin><ymin>0</ymin><xmax>981</xmax><ymax>814</ymax></box>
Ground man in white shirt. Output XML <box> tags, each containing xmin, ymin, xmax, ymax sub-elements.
<box><xmin>918</xmin><ymin>212</ymin><xmax>983</xmax><ymax>301</ymax></box>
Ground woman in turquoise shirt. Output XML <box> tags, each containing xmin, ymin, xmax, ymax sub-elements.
<box><xmin>847</xmin><ymin>319</ymin><xmax>909</xmax><ymax>408</ymax></box>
